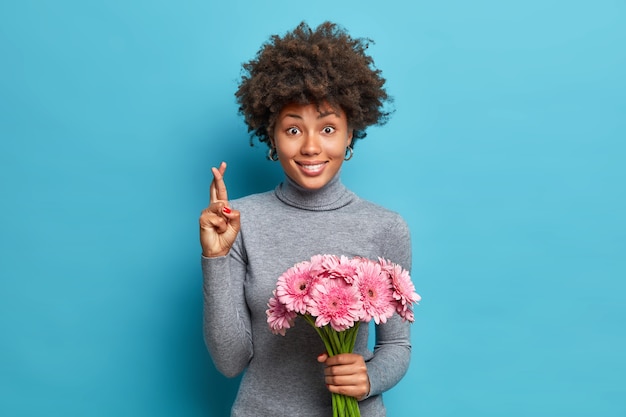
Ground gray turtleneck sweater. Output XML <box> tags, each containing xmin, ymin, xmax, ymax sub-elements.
<box><xmin>202</xmin><ymin>174</ymin><xmax>413</xmax><ymax>417</ymax></box>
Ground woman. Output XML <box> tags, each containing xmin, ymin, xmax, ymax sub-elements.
<box><xmin>199</xmin><ymin>21</ymin><xmax>412</xmax><ymax>416</ymax></box>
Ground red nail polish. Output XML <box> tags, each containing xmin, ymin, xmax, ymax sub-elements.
<box><xmin>222</xmin><ymin>207</ymin><xmax>231</xmax><ymax>214</ymax></box>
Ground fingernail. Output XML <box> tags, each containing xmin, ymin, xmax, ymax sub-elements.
<box><xmin>222</xmin><ymin>207</ymin><xmax>231</xmax><ymax>214</ymax></box>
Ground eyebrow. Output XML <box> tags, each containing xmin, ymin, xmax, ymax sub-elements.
<box><xmin>282</xmin><ymin>111</ymin><xmax>341</xmax><ymax>119</ymax></box>
<box><xmin>318</xmin><ymin>110</ymin><xmax>340</xmax><ymax>118</ymax></box>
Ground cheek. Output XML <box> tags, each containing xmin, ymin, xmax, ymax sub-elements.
<box><xmin>275</xmin><ymin>140</ymin><xmax>295</xmax><ymax>156</ymax></box>
<box><xmin>328</xmin><ymin>138</ymin><xmax>351</xmax><ymax>157</ymax></box>
<box><xmin>329</xmin><ymin>147</ymin><xmax>346</xmax><ymax>159</ymax></box>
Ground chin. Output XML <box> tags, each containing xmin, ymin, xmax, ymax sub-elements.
<box><xmin>296</xmin><ymin>178</ymin><xmax>328</xmax><ymax>190</ymax></box>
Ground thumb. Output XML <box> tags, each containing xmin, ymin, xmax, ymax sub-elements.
<box><xmin>317</xmin><ymin>353</ymin><xmax>329</xmax><ymax>363</ymax></box>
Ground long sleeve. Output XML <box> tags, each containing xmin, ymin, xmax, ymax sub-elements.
<box><xmin>363</xmin><ymin>215</ymin><xmax>413</xmax><ymax>398</ymax></box>
<box><xmin>202</xmin><ymin>238</ymin><xmax>253</xmax><ymax>377</ymax></box>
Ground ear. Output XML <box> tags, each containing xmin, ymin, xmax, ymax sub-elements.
<box><xmin>347</xmin><ymin>129</ymin><xmax>354</xmax><ymax>147</ymax></box>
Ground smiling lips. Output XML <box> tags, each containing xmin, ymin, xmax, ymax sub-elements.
<box><xmin>297</xmin><ymin>161</ymin><xmax>327</xmax><ymax>175</ymax></box>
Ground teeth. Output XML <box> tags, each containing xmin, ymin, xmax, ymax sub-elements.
<box><xmin>301</xmin><ymin>163</ymin><xmax>325</xmax><ymax>171</ymax></box>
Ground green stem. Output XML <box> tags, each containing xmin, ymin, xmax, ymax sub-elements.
<box><xmin>302</xmin><ymin>315</ymin><xmax>335</xmax><ymax>357</ymax></box>
<box><xmin>302</xmin><ymin>316</ymin><xmax>363</xmax><ymax>417</ymax></box>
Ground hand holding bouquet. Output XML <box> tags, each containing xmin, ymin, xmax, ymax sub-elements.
<box><xmin>266</xmin><ymin>254</ymin><xmax>420</xmax><ymax>417</ymax></box>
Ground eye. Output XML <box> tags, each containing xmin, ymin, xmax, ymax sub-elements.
<box><xmin>286</xmin><ymin>127</ymin><xmax>300</xmax><ymax>136</ymax></box>
<box><xmin>322</xmin><ymin>126</ymin><xmax>336</xmax><ymax>134</ymax></box>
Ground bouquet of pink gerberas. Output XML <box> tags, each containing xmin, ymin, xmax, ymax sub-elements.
<box><xmin>266</xmin><ymin>254</ymin><xmax>421</xmax><ymax>417</ymax></box>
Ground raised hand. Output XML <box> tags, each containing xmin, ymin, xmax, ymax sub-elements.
<box><xmin>199</xmin><ymin>162</ymin><xmax>241</xmax><ymax>257</ymax></box>
<box><xmin>317</xmin><ymin>352</ymin><xmax>371</xmax><ymax>400</ymax></box>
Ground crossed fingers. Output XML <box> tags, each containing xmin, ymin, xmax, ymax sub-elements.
<box><xmin>210</xmin><ymin>161</ymin><xmax>229</xmax><ymax>205</ymax></box>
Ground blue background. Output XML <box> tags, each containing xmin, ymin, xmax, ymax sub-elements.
<box><xmin>1</xmin><ymin>0</ymin><xmax>624</xmax><ymax>416</ymax></box>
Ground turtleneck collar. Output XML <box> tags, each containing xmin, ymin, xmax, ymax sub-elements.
<box><xmin>274</xmin><ymin>172</ymin><xmax>356</xmax><ymax>211</ymax></box>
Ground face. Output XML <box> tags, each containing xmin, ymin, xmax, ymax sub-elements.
<box><xmin>272</xmin><ymin>102</ymin><xmax>353</xmax><ymax>190</ymax></box>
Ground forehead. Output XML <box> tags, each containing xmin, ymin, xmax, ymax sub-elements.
<box><xmin>278</xmin><ymin>102</ymin><xmax>345</xmax><ymax>119</ymax></box>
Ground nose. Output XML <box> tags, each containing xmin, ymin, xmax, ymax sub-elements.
<box><xmin>300</xmin><ymin>132</ymin><xmax>321</xmax><ymax>155</ymax></box>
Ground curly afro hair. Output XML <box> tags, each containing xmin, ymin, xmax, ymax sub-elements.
<box><xmin>235</xmin><ymin>21</ymin><xmax>392</xmax><ymax>149</ymax></box>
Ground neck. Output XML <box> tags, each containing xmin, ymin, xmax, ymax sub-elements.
<box><xmin>274</xmin><ymin>172</ymin><xmax>356</xmax><ymax>211</ymax></box>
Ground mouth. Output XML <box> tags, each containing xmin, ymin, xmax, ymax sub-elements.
<box><xmin>296</xmin><ymin>161</ymin><xmax>327</xmax><ymax>175</ymax></box>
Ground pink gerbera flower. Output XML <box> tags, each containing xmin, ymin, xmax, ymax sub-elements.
<box><xmin>379</xmin><ymin>258</ymin><xmax>421</xmax><ymax>322</ymax></box>
<box><xmin>321</xmin><ymin>254</ymin><xmax>359</xmax><ymax>284</ymax></box>
<box><xmin>276</xmin><ymin>261</ymin><xmax>315</xmax><ymax>314</ymax></box>
<box><xmin>400</xmin><ymin>308</ymin><xmax>415</xmax><ymax>322</ymax></box>
<box><xmin>266</xmin><ymin>290</ymin><xmax>297</xmax><ymax>336</ymax></box>
<box><xmin>308</xmin><ymin>278</ymin><xmax>363</xmax><ymax>331</ymax></box>
<box><xmin>355</xmin><ymin>260</ymin><xmax>395</xmax><ymax>324</ymax></box>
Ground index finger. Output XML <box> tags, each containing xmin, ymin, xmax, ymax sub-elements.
<box><xmin>325</xmin><ymin>353</ymin><xmax>362</xmax><ymax>367</ymax></box>
<box><xmin>209</xmin><ymin>162</ymin><xmax>228</xmax><ymax>204</ymax></box>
